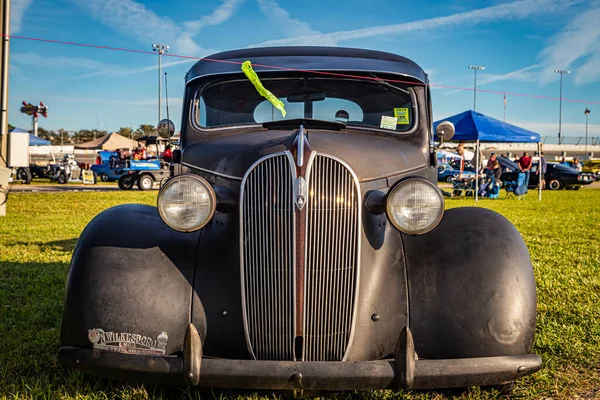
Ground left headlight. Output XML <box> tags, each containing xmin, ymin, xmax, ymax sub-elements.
<box><xmin>386</xmin><ymin>178</ymin><xmax>444</xmax><ymax>235</ymax></box>
<box><xmin>158</xmin><ymin>174</ymin><xmax>216</xmax><ymax>232</ymax></box>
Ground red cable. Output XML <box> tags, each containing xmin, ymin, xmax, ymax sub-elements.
<box><xmin>3</xmin><ymin>33</ymin><xmax>600</xmax><ymax>105</ymax></box>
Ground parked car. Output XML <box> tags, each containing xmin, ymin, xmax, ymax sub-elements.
<box><xmin>582</xmin><ymin>160</ymin><xmax>600</xmax><ymax>179</ymax></box>
<box><xmin>58</xmin><ymin>47</ymin><xmax>542</xmax><ymax>394</ymax></box>
<box><xmin>437</xmin><ymin>163</ymin><xmax>476</xmax><ymax>182</ymax></box>
<box><xmin>497</xmin><ymin>157</ymin><xmax>594</xmax><ymax>190</ymax></box>
<box><xmin>46</xmin><ymin>154</ymin><xmax>93</xmax><ymax>184</ymax></box>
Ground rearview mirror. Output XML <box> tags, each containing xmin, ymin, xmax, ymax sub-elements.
<box><xmin>287</xmin><ymin>90</ymin><xmax>326</xmax><ymax>103</ymax></box>
<box><xmin>157</xmin><ymin>119</ymin><xmax>175</xmax><ymax>139</ymax></box>
<box><xmin>436</xmin><ymin>121</ymin><xmax>455</xmax><ymax>143</ymax></box>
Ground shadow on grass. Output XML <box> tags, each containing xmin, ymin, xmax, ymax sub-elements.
<box><xmin>11</xmin><ymin>238</ymin><xmax>79</xmax><ymax>252</ymax></box>
<box><xmin>45</xmin><ymin>238</ymin><xmax>79</xmax><ymax>252</ymax></box>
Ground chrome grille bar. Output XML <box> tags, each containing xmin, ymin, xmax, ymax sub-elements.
<box><xmin>304</xmin><ymin>154</ymin><xmax>361</xmax><ymax>361</ymax></box>
<box><xmin>241</xmin><ymin>153</ymin><xmax>295</xmax><ymax>360</ymax></box>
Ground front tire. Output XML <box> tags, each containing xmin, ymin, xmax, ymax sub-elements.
<box><xmin>100</xmin><ymin>173</ymin><xmax>109</xmax><ymax>182</ymax></box>
<box><xmin>57</xmin><ymin>172</ymin><xmax>68</xmax><ymax>184</ymax></box>
<box><xmin>547</xmin><ymin>178</ymin><xmax>562</xmax><ymax>190</ymax></box>
<box><xmin>137</xmin><ymin>174</ymin><xmax>154</xmax><ymax>191</ymax></box>
<box><xmin>445</xmin><ymin>175</ymin><xmax>454</xmax><ymax>183</ymax></box>
<box><xmin>118</xmin><ymin>175</ymin><xmax>134</xmax><ymax>190</ymax></box>
<box><xmin>17</xmin><ymin>168</ymin><xmax>32</xmax><ymax>184</ymax></box>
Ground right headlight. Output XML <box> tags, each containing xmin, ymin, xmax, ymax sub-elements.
<box><xmin>386</xmin><ymin>178</ymin><xmax>444</xmax><ymax>235</ymax></box>
<box><xmin>157</xmin><ymin>174</ymin><xmax>216</xmax><ymax>232</ymax></box>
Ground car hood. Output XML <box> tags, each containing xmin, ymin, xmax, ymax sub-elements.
<box><xmin>182</xmin><ymin>129</ymin><xmax>428</xmax><ymax>182</ymax></box>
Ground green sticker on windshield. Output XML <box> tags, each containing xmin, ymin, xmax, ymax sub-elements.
<box><xmin>241</xmin><ymin>60</ymin><xmax>286</xmax><ymax>118</ymax></box>
<box><xmin>394</xmin><ymin>108</ymin><xmax>410</xmax><ymax>125</ymax></box>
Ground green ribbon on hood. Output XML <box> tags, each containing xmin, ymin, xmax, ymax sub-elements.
<box><xmin>241</xmin><ymin>60</ymin><xmax>286</xmax><ymax>118</ymax></box>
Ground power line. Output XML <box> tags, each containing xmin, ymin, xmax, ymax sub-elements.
<box><xmin>2</xmin><ymin>33</ymin><xmax>600</xmax><ymax>105</ymax></box>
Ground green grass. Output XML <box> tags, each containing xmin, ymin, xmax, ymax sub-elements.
<box><xmin>1</xmin><ymin>189</ymin><xmax>599</xmax><ymax>399</ymax></box>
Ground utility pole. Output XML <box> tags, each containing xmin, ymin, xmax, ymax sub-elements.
<box><xmin>0</xmin><ymin>0</ymin><xmax>11</xmax><ymax>217</ymax></box>
<box><xmin>152</xmin><ymin>44</ymin><xmax>169</xmax><ymax>123</ymax></box>
<box><xmin>585</xmin><ymin>108</ymin><xmax>590</xmax><ymax>160</ymax></box>
<box><xmin>469</xmin><ymin>65</ymin><xmax>485</xmax><ymax>111</ymax></box>
<box><xmin>554</xmin><ymin>69</ymin><xmax>570</xmax><ymax>145</ymax></box>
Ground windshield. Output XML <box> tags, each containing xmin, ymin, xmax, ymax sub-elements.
<box><xmin>193</xmin><ymin>75</ymin><xmax>417</xmax><ymax>133</ymax></box>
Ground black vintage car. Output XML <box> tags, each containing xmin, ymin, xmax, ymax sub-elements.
<box><xmin>58</xmin><ymin>47</ymin><xmax>541</xmax><ymax>394</ymax></box>
<box><xmin>497</xmin><ymin>156</ymin><xmax>595</xmax><ymax>190</ymax></box>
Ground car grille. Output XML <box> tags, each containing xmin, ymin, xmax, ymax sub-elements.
<box><xmin>241</xmin><ymin>154</ymin><xmax>295</xmax><ymax>361</ymax></box>
<box><xmin>241</xmin><ymin>153</ymin><xmax>360</xmax><ymax>361</ymax></box>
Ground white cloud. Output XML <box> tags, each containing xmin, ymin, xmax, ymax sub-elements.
<box><xmin>12</xmin><ymin>52</ymin><xmax>127</xmax><ymax>74</ymax></box>
<box><xmin>255</xmin><ymin>0</ymin><xmax>335</xmax><ymax>45</ymax></box>
<box><xmin>538</xmin><ymin>3</ymin><xmax>600</xmax><ymax>85</ymax></box>
<box><xmin>69</xmin><ymin>0</ymin><xmax>202</xmax><ymax>55</ymax></box>
<box><xmin>10</xmin><ymin>0</ymin><xmax>33</xmax><ymax>34</ymax></box>
<box><xmin>479</xmin><ymin>64</ymin><xmax>541</xmax><ymax>86</ymax></box>
<box><xmin>251</xmin><ymin>0</ymin><xmax>574</xmax><ymax>47</ymax></box>
<box><xmin>184</xmin><ymin>0</ymin><xmax>245</xmax><ymax>35</ymax></box>
<box><xmin>11</xmin><ymin>52</ymin><xmax>196</xmax><ymax>82</ymax></box>
<box><xmin>443</xmin><ymin>64</ymin><xmax>542</xmax><ymax>96</ymax></box>
<box><xmin>9</xmin><ymin>64</ymin><xmax>21</xmax><ymax>74</ymax></box>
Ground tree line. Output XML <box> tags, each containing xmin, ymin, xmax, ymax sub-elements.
<box><xmin>11</xmin><ymin>124</ymin><xmax>158</xmax><ymax>145</ymax></box>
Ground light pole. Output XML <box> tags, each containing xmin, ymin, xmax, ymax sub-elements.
<box><xmin>554</xmin><ymin>69</ymin><xmax>570</xmax><ymax>144</ymax></box>
<box><xmin>469</xmin><ymin>65</ymin><xmax>485</xmax><ymax>111</ymax></box>
<box><xmin>152</xmin><ymin>44</ymin><xmax>169</xmax><ymax>123</ymax></box>
<box><xmin>585</xmin><ymin>108</ymin><xmax>590</xmax><ymax>160</ymax></box>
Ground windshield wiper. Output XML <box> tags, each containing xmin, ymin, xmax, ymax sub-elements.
<box><xmin>262</xmin><ymin>118</ymin><xmax>346</xmax><ymax>131</ymax></box>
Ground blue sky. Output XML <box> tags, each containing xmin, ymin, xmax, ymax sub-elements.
<box><xmin>8</xmin><ymin>0</ymin><xmax>600</xmax><ymax>140</ymax></box>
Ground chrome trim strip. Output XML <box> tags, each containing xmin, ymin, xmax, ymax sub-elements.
<box><xmin>185</xmin><ymin>69</ymin><xmax>428</xmax><ymax>86</ymax></box>
<box><xmin>297</xmin><ymin>125</ymin><xmax>305</xmax><ymax>167</ymax></box>
<box><xmin>181</xmin><ymin>162</ymin><xmax>243</xmax><ymax>181</ymax></box>
<box><xmin>301</xmin><ymin>150</ymin><xmax>318</xmax><ymax>360</ymax></box>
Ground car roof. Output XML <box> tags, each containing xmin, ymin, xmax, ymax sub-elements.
<box><xmin>185</xmin><ymin>46</ymin><xmax>428</xmax><ymax>84</ymax></box>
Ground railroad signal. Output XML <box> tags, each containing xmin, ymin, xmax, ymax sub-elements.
<box><xmin>20</xmin><ymin>101</ymin><xmax>36</xmax><ymax>116</ymax></box>
<box><xmin>20</xmin><ymin>101</ymin><xmax>48</xmax><ymax>118</ymax></box>
<box><xmin>39</xmin><ymin>102</ymin><xmax>48</xmax><ymax>118</ymax></box>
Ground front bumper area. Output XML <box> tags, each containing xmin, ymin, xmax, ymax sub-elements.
<box><xmin>57</xmin><ymin>348</ymin><xmax>542</xmax><ymax>391</ymax></box>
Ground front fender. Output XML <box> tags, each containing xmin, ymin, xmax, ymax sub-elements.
<box><xmin>402</xmin><ymin>207</ymin><xmax>536</xmax><ymax>359</ymax></box>
<box><xmin>60</xmin><ymin>204</ymin><xmax>206</xmax><ymax>356</ymax></box>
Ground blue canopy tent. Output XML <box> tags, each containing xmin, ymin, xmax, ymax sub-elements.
<box><xmin>29</xmin><ymin>134</ymin><xmax>51</xmax><ymax>146</ymax></box>
<box><xmin>434</xmin><ymin>110</ymin><xmax>540</xmax><ymax>143</ymax></box>
<box><xmin>434</xmin><ymin>110</ymin><xmax>542</xmax><ymax>201</ymax></box>
<box><xmin>8</xmin><ymin>127</ymin><xmax>51</xmax><ymax>146</ymax></box>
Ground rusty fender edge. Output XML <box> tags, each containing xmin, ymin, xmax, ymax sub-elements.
<box><xmin>57</xmin><ymin>348</ymin><xmax>541</xmax><ymax>390</ymax></box>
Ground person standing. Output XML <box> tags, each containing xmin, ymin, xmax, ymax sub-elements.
<box><xmin>486</xmin><ymin>153</ymin><xmax>497</xmax><ymax>169</ymax></box>
<box><xmin>518</xmin><ymin>151</ymin><xmax>533</xmax><ymax>192</ymax></box>
<box><xmin>536</xmin><ymin>152</ymin><xmax>547</xmax><ymax>189</ymax></box>
<box><xmin>572</xmin><ymin>157</ymin><xmax>582</xmax><ymax>172</ymax></box>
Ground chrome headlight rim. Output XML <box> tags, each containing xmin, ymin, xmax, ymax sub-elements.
<box><xmin>157</xmin><ymin>174</ymin><xmax>217</xmax><ymax>233</ymax></box>
<box><xmin>385</xmin><ymin>177</ymin><xmax>445</xmax><ymax>235</ymax></box>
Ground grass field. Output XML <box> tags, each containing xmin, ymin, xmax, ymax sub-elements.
<box><xmin>1</xmin><ymin>189</ymin><xmax>599</xmax><ymax>399</ymax></box>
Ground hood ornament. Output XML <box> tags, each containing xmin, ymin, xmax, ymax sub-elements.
<box><xmin>294</xmin><ymin>176</ymin><xmax>307</xmax><ymax>210</ymax></box>
<box><xmin>297</xmin><ymin>125</ymin><xmax>305</xmax><ymax>167</ymax></box>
